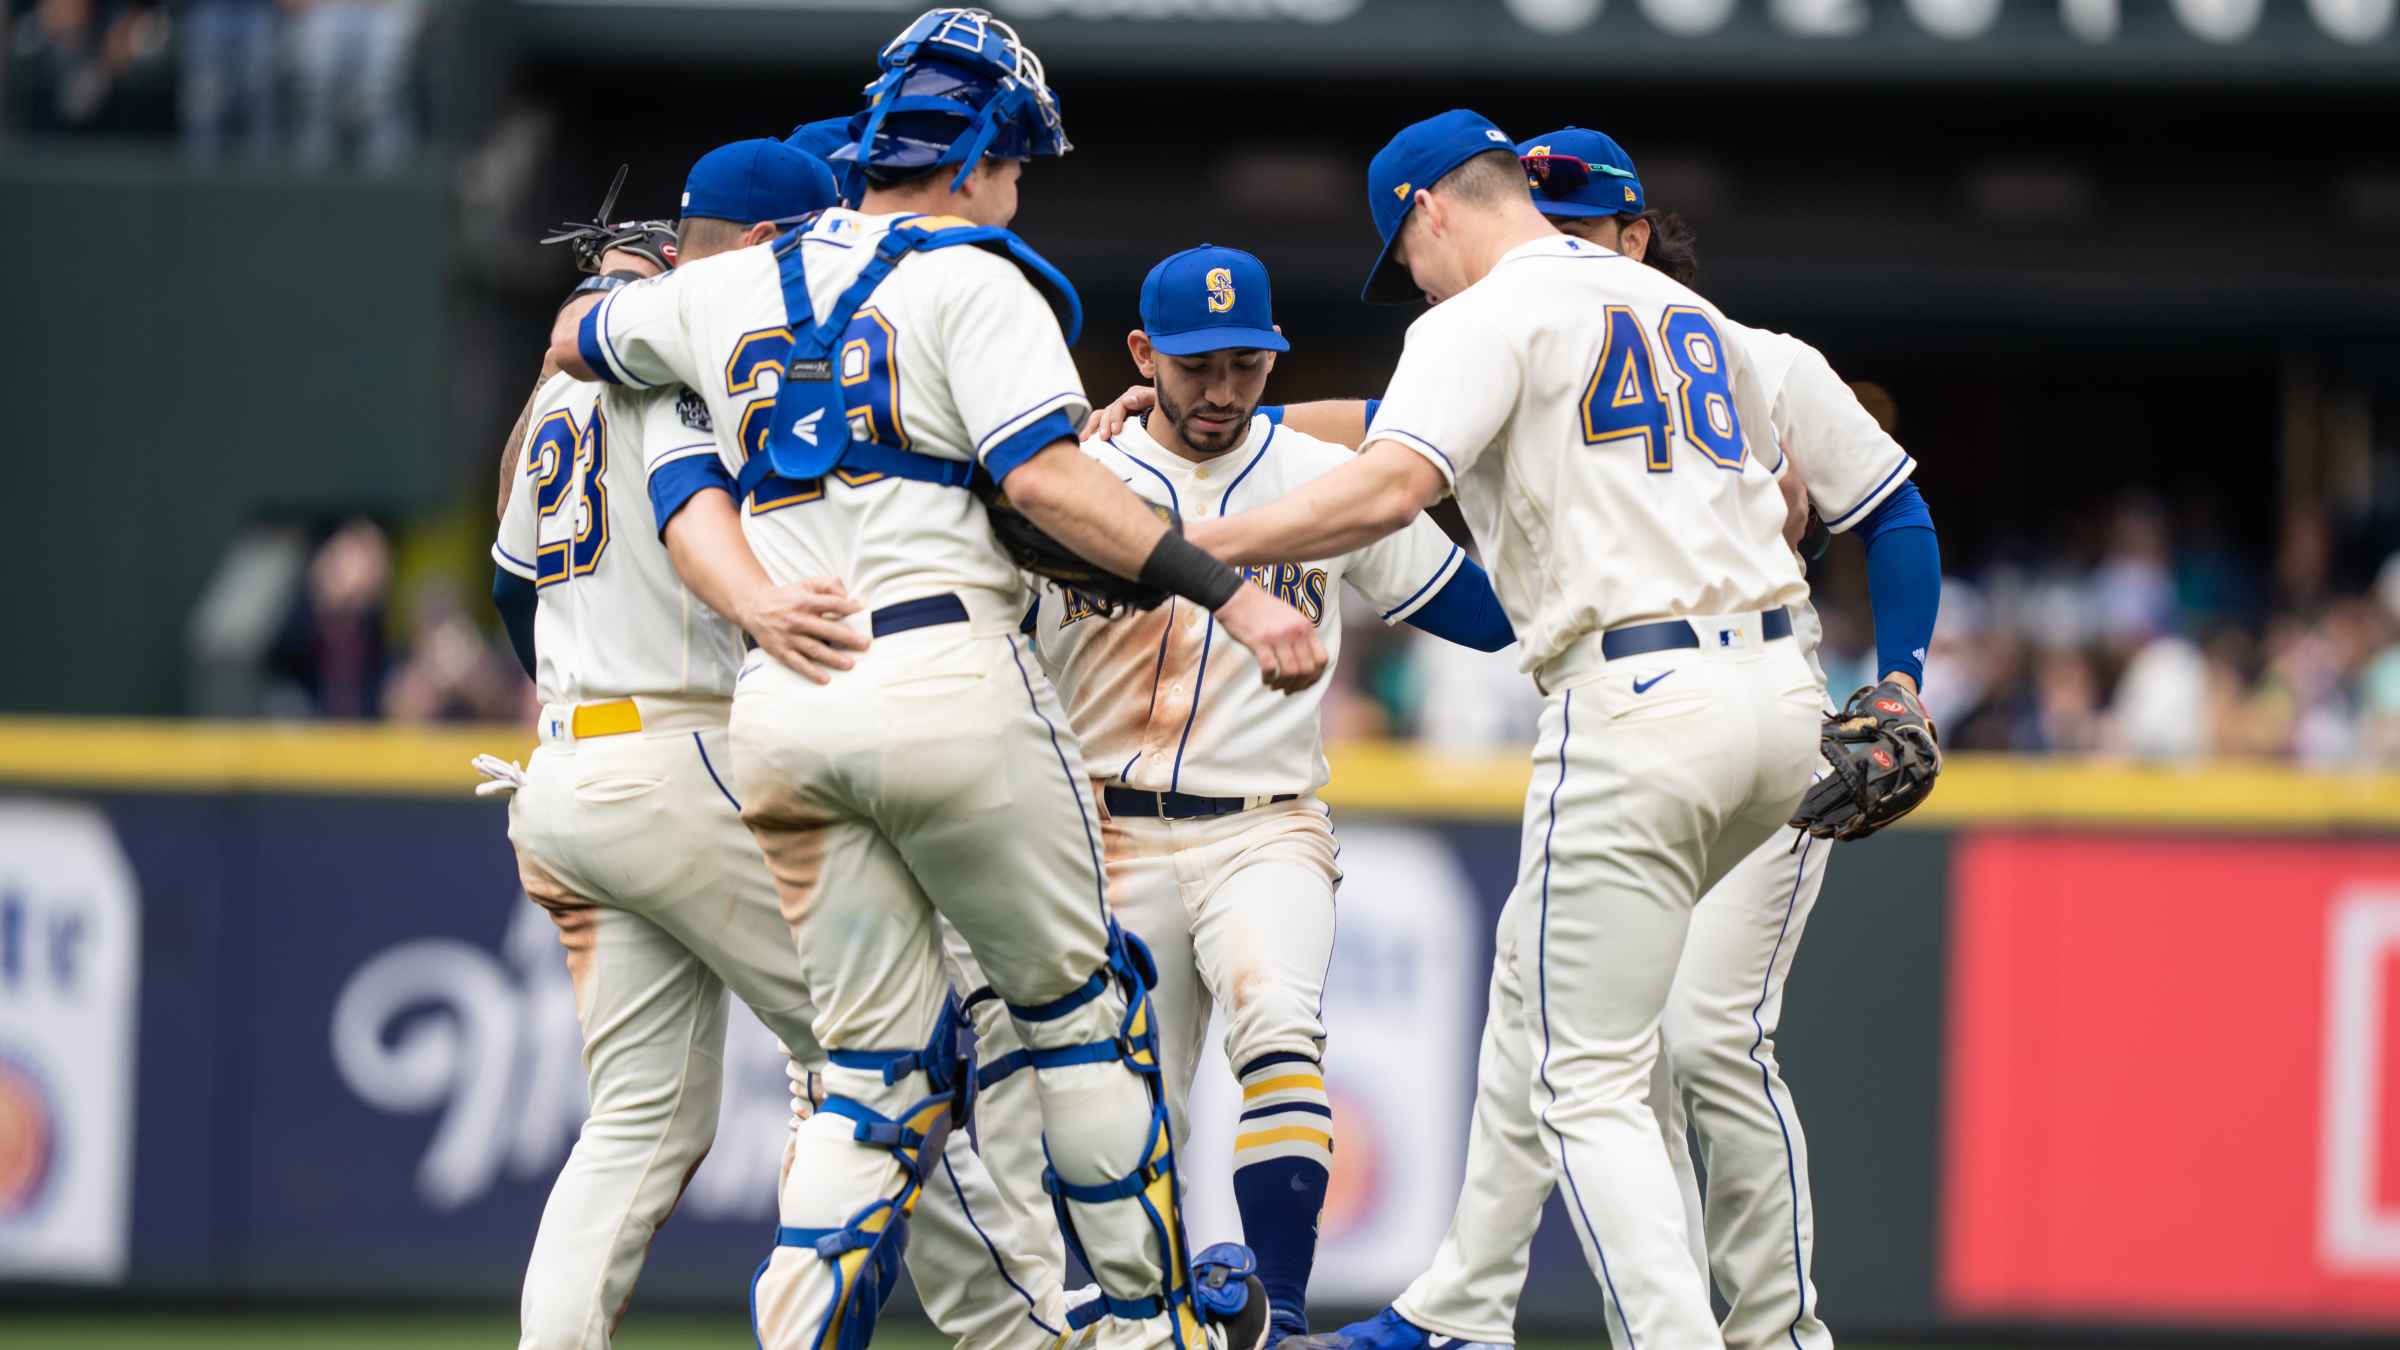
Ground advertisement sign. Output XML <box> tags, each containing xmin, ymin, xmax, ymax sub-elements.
<box><xmin>0</xmin><ymin>801</ymin><xmax>140</xmax><ymax>1282</ymax></box>
<box><xmin>1942</xmin><ymin>833</ymin><xmax>2400</xmax><ymax>1330</ymax></box>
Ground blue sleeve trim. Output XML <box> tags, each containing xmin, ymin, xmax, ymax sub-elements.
<box><xmin>1822</xmin><ymin>454</ymin><xmax>1916</xmax><ymax>531</ymax></box>
<box><xmin>1859</xmin><ymin>482</ymin><xmax>1939</xmax><ymax>687</ymax></box>
<box><xmin>647</xmin><ymin>453</ymin><xmax>736</xmax><ymax>537</ymax></box>
<box><xmin>1856</xmin><ymin>478</ymin><xmax>1932</xmax><ymax>541</ymax></box>
<box><xmin>1378</xmin><ymin>427</ymin><xmax>1456</xmax><ymax>481</ymax></box>
<box><xmin>575</xmin><ymin>300</ymin><xmax>628</xmax><ymax>387</ymax></box>
<box><xmin>1364</xmin><ymin>397</ymin><xmax>1381</xmax><ymax>428</ymax></box>
<box><xmin>984</xmin><ymin>408</ymin><xmax>1080</xmax><ymax>484</ymax></box>
<box><xmin>1380</xmin><ymin>544</ymin><xmax>1460</xmax><ymax>621</ymax></box>
<box><xmin>492</xmin><ymin>542</ymin><xmax>537</xmax><ymax>578</ymax></box>
<box><xmin>1400</xmin><ymin>557</ymin><xmax>1515</xmax><ymax>652</ymax></box>
<box><xmin>491</xmin><ymin>565</ymin><xmax>537</xmax><ymax>680</ymax></box>
<box><xmin>1262</xmin><ymin>405</ymin><xmax>1285</xmax><ymax>426</ymax></box>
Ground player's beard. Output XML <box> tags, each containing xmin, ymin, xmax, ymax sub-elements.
<box><xmin>1156</xmin><ymin>381</ymin><xmax>1251</xmax><ymax>456</ymax></box>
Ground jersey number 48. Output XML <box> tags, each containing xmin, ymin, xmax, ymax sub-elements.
<box><xmin>1580</xmin><ymin>305</ymin><xmax>1744</xmax><ymax>473</ymax></box>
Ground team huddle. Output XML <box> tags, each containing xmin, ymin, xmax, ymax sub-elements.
<box><xmin>474</xmin><ymin>8</ymin><xmax>1944</xmax><ymax>1350</ymax></box>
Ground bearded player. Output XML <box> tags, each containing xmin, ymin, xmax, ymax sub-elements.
<box><xmin>964</xmin><ymin>243</ymin><xmax>1510</xmax><ymax>1350</ymax></box>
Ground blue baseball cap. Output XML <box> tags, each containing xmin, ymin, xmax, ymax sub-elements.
<box><xmin>1516</xmin><ymin>126</ymin><xmax>1645</xmax><ymax>220</ymax></box>
<box><xmin>1362</xmin><ymin>108</ymin><xmax>1517</xmax><ymax>304</ymax></box>
<box><xmin>1140</xmin><ymin>244</ymin><xmax>1289</xmax><ymax>356</ymax></box>
<box><xmin>681</xmin><ymin>138</ymin><xmax>839</xmax><ymax>225</ymax></box>
<box><xmin>786</xmin><ymin>116</ymin><xmax>855</xmax><ymax>165</ymax></box>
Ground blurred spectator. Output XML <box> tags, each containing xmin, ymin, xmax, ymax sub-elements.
<box><xmin>383</xmin><ymin>579</ymin><xmax>526</xmax><ymax>723</ymax></box>
<box><xmin>10</xmin><ymin>0</ymin><xmax>166</xmax><ymax>133</ymax></box>
<box><xmin>177</xmin><ymin>0</ymin><xmax>276</xmax><ymax>160</ymax></box>
<box><xmin>2109</xmin><ymin>636</ymin><xmax>2208</xmax><ymax>760</ymax></box>
<box><xmin>290</xmin><ymin>0</ymin><xmax>419</xmax><ymax>170</ymax></box>
<box><xmin>2089</xmin><ymin>495</ymin><xmax>2175</xmax><ymax>649</ymax></box>
<box><xmin>268</xmin><ymin>516</ymin><xmax>393</xmax><ymax>718</ymax></box>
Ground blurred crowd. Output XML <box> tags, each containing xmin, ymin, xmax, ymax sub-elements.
<box><xmin>7</xmin><ymin>0</ymin><xmax>422</xmax><ymax>167</ymax></box>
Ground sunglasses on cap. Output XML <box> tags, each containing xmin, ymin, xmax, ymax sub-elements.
<box><xmin>1520</xmin><ymin>152</ymin><xmax>1637</xmax><ymax>194</ymax></box>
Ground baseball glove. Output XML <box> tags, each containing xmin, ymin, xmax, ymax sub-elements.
<box><xmin>542</xmin><ymin>164</ymin><xmax>677</xmax><ymax>274</ymax></box>
<box><xmin>979</xmin><ymin>482</ymin><xmax>1174</xmax><ymax>615</ymax></box>
<box><xmin>1790</xmin><ymin>678</ymin><xmax>1942</xmax><ymax>841</ymax></box>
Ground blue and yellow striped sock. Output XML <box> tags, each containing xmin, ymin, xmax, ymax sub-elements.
<box><xmin>1231</xmin><ymin>1051</ymin><xmax>1333</xmax><ymax>1339</ymax></box>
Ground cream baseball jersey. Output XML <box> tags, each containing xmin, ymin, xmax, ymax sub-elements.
<box><xmin>1720</xmin><ymin>320</ymin><xmax>1915</xmax><ymax>537</ymax></box>
<box><xmin>1368</xmin><ymin>233</ymin><xmax>1806</xmax><ymax>672</ymax></box>
<box><xmin>575</xmin><ymin>209</ymin><xmax>1089</xmax><ymax>610</ymax></box>
<box><xmin>1032</xmin><ymin>415</ymin><xmax>1462</xmax><ymax>798</ymax></box>
<box><xmin>492</xmin><ymin>372</ymin><xmax>743</xmax><ymax>706</ymax></box>
<box><xmin>1721</xmin><ymin>318</ymin><xmax>1917</xmax><ymax>694</ymax></box>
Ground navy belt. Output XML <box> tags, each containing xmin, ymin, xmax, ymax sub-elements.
<box><xmin>1103</xmin><ymin>787</ymin><xmax>1296</xmax><ymax>820</ymax></box>
<box><xmin>871</xmin><ymin>593</ymin><xmax>969</xmax><ymax>638</ymax></box>
<box><xmin>1599</xmin><ymin>607</ymin><xmax>1793</xmax><ymax>661</ymax></box>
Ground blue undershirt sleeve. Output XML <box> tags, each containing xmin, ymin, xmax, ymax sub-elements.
<box><xmin>1399</xmin><ymin>556</ymin><xmax>1515</xmax><ymax>652</ymax></box>
<box><xmin>492</xmin><ymin>565</ymin><xmax>537</xmax><ymax>681</ymax></box>
<box><xmin>1855</xmin><ymin>480</ymin><xmax>1939</xmax><ymax>688</ymax></box>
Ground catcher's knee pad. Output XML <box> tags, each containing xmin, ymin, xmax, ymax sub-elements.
<box><xmin>983</xmin><ymin>928</ymin><xmax>1207</xmax><ymax>1344</ymax></box>
<box><xmin>751</xmin><ymin>997</ymin><xmax>976</xmax><ymax>1350</ymax></box>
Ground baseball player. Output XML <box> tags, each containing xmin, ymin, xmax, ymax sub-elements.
<box><xmin>1179</xmin><ymin>109</ymin><xmax>1831</xmax><ymax>1348</ymax></box>
<box><xmin>488</xmin><ymin>138</ymin><xmax>1073</xmax><ymax>1350</ymax></box>
<box><xmin>544</xmin><ymin>10</ymin><xmax>1319</xmax><ymax>1350</ymax></box>
<box><xmin>1283</xmin><ymin>127</ymin><xmax>1943</xmax><ymax>1350</ymax></box>
<box><xmin>962</xmin><ymin>243</ymin><xmax>1512</xmax><ymax>1350</ymax></box>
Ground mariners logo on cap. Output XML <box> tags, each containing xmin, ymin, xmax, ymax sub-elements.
<box><xmin>1205</xmin><ymin>267</ymin><xmax>1236</xmax><ymax>314</ymax></box>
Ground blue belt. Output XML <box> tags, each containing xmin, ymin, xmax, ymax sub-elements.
<box><xmin>872</xmin><ymin>593</ymin><xmax>969</xmax><ymax>638</ymax></box>
<box><xmin>1103</xmin><ymin>787</ymin><xmax>1297</xmax><ymax>820</ymax></box>
<box><xmin>1599</xmin><ymin>607</ymin><xmax>1793</xmax><ymax>661</ymax></box>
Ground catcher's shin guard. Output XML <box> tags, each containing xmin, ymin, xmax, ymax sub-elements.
<box><xmin>982</xmin><ymin>927</ymin><xmax>1209</xmax><ymax>1347</ymax></box>
<box><xmin>751</xmin><ymin>997</ymin><xmax>976</xmax><ymax>1350</ymax></box>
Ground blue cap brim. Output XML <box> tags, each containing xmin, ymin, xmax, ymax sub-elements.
<box><xmin>1149</xmin><ymin>327</ymin><xmax>1289</xmax><ymax>356</ymax></box>
<box><xmin>1361</xmin><ymin>227</ymin><xmax>1416</xmax><ymax>304</ymax></box>
<box><xmin>1537</xmin><ymin>198</ymin><xmax>1635</xmax><ymax>220</ymax></box>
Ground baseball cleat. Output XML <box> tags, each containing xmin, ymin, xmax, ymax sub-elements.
<box><xmin>1279</xmin><ymin>1306</ymin><xmax>1486</xmax><ymax>1350</ymax></box>
<box><xmin>1192</xmin><ymin>1242</ymin><xmax>1273</xmax><ymax>1350</ymax></box>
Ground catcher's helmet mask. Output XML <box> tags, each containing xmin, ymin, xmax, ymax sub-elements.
<box><xmin>834</xmin><ymin>7</ymin><xmax>1070</xmax><ymax>201</ymax></box>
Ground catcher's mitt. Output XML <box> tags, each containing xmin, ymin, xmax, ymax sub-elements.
<box><xmin>1790</xmin><ymin>678</ymin><xmax>1941</xmax><ymax>841</ymax></box>
<box><xmin>542</xmin><ymin>164</ymin><xmax>677</xmax><ymax>274</ymax></box>
<box><xmin>979</xmin><ymin>481</ymin><xmax>1173</xmax><ymax>615</ymax></box>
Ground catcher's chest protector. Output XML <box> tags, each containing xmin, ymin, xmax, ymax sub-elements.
<box><xmin>746</xmin><ymin>216</ymin><xmax>1081</xmax><ymax>493</ymax></box>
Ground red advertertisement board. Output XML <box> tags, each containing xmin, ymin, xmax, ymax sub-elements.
<box><xmin>1942</xmin><ymin>832</ymin><xmax>2400</xmax><ymax>1330</ymax></box>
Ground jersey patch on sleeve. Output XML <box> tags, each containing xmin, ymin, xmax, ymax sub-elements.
<box><xmin>675</xmin><ymin>386</ymin><xmax>713</xmax><ymax>433</ymax></box>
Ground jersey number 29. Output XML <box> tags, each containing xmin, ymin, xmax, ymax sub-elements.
<box><xmin>1579</xmin><ymin>305</ymin><xmax>1744</xmax><ymax>472</ymax></box>
<box><xmin>530</xmin><ymin>405</ymin><xmax>610</xmax><ymax>585</ymax></box>
<box><xmin>725</xmin><ymin>308</ymin><xmax>906</xmax><ymax>513</ymax></box>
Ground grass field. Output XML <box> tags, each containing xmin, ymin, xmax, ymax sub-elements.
<box><xmin>0</xmin><ymin>1310</ymin><xmax>2005</xmax><ymax>1350</ymax></box>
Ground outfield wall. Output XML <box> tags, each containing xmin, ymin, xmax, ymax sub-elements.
<box><xmin>2</xmin><ymin>721</ymin><xmax>2398</xmax><ymax>1339</ymax></box>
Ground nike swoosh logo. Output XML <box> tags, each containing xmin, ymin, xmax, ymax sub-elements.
<box><xmin>1632</xmin><ymin>669</ymin><xmax>1675</xmax><ymax>695</ymax></box>
<box><xmin>1429</xmin><ymin>1339</ymin><xmax>1455</xmax><ymax>1349</ymax></box>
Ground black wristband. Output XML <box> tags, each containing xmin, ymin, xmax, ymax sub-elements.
<box><xmin>558</xmin><ymin>269</ymin><xmax>648</xmax><ymax>312</ymax></box>
<box><xmin>1140</xmin><ymin>529</ymin><xmax>1244</xmax><ymax>610</ymax></box>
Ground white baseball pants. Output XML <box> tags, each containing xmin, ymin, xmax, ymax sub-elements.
<box><xmin>731</xmin><ymin>617</ymin><xmax>1209</xmax><ymax>1350</ymax></box>
<box><xmin>1394</xmin><ymin>620</ymin><xmax>1820</xmax><ymax>1349</ymax></box>
<box><xmin>505</xmin><ymin>707</ymin><xmax>1064</xmax><ymax>1350</ymax></box>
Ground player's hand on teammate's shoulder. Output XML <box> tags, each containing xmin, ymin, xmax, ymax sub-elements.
<box><xmin>1214</xmin><ymin>585</ymin><xmax>1328</xmax><ymax>695</ymax></box>
<box><xmin>737</xmin><ymin>576</ymin><xmax>870</xmax><ymax>686</ymax></box>
<box><xmin>1080</xmin><ymin>384</ymin><xmax>1157</xmax><ymax>442</ymax></box>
